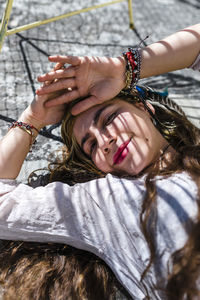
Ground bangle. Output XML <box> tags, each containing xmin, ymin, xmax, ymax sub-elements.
<box><xmin>123</xmin><ymin>47</ymin><xmax>142</xmax><ymax>90</ymax></box>
<box><xmin>9</xmin><ymin>121</ymin><xmax>39</xmax><ymax>150</ymax></box>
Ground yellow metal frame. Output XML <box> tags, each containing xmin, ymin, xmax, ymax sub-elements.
<box><xmin>0</xmin><ymin>0</ymin><xmax>134</xmax><ymax>52</ymax></box>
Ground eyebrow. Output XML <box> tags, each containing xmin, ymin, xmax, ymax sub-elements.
<box><xmin>81</xmin><ymin>103</ymin><xmax>113</xmax><ymax>150</ymax></box>
<box><xmin>81</xmin><ymin>132</ymin><xmax>90</xmax><ymax>149</ymax></box>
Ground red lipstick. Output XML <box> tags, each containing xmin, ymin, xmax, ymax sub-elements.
<box><xmin>113</xmin><ymin>139</ymin><xmax>131</xmax><ymax>165</ymax></box>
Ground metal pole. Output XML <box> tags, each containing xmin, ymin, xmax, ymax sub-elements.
<box><xmin>0</xmin><ymin>0</ymin><xmax>14</xmax><ymax>52</ymax></box>
<box><xmin>128</xmin><ymin>0</ymin><xmax>134</xmax><ymax>29</ymax></box>
<box><xmin>6</xmin><ymin>0</ymin><xmax>126</xmax><ymax>36</ymax></box>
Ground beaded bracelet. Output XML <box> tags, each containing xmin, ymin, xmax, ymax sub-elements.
<box><xmin>9</xmin><ymin>121</ymin><xmax>39</xmax><ymax>149</ymax></box>
<box><xmin>123</xmin><ymin>47</ymin><xmax>142</xmax><ymax>90</ymax></box>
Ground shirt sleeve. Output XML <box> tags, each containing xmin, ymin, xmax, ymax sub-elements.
<box><xmin>0</xmin><ymin>179</ymin><xmax>107</xmax><ymax>252</ymax></box>
<box><xmin>0</xmin><ymin>176</ymin><xmax>148</xmax><ymax>299</ymax></box>
<box><xmin>188</xmin><ymin>53</ymin><xmax>200</xmax><ymax>71</ymax></box>
<box><xmin>0</xmin><ymin>176</ymin><xmax>144</xmax><ymax>252</ymax></box>
<box><xmin>1</xmin><ymin>173</ymin><xmax>196</xmax><ymax>300</ymax></box>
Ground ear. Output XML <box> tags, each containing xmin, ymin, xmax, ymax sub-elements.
<box><xmin>135</xmin><ymin>101</ymin><xmax>155</xmax><ymax>115</ymax></box>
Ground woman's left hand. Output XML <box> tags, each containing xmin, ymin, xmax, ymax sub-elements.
<box><xmin>36</xmin><ymin>55</ymin><xmax>126</xmax><ymax>116</ymax></box>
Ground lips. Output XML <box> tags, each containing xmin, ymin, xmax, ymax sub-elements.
<box><xmin>113</xmin><ymin>139</ymin><xmax>131</xmax><ymax>165</ymax></box>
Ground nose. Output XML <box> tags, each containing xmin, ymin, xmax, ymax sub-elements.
<box><xmin>103</xmin><ymin>138</ymin><xmax>115</xmax><ymax>153</ymax></box>
<box><xmin>92</xmin><ymin>127</ymin><xmax>116</xmax><ymax>155</ymax></box>
<box><xmin>97</xmin><ymin>133</ymin><xmax>116</xmax><ymax>154</ymax></box>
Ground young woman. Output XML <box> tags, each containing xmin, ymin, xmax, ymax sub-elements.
<box><xmin>0</xmin><ymin>24</ymin><xmax>199</xmax><ymax>300</ymax></box>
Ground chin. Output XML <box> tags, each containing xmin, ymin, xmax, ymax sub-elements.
<box><xmin>127</xmin><ymin>162</ymin><xmax>148</xmax><ymax>176</ymax></box>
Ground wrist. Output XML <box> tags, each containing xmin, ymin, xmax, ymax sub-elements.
<box><xmin>9</xmin><ymin>121</ymin><xmax>39</xmax><ymax>148</ymax></box>
<box><xmin>115</xmin><ymin>56</ymin><xmax>127</xmax><ymax>88</ymax></box>
<box><xmin>19</xmin><ymin>110</ymin><xmax>44</xmax><ymax>132</ymax></box>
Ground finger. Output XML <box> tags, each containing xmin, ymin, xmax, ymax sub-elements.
<box><xmin>36</xmin><ymin>78</ymin><xmax>76</xmax><ymax>94</ymax></box>
<box><xmin>48</xmin><ymin>55</ymin><xmax>81</xmax><ymax>66</ymax></box>
<box><xmin>37</xmin><ymin>67</ymin><xmax>76</xmax><ymax>82</ymax></box>
<box><xmin>71</xmin><ymin>95</ymin><xmax>101</xmax><ymax>115</ymax></box>
<box><xmin>39</xmin><ymin>63</ymin><xmax>64</xmax><ymax>86</ymax></box>
<box><xmin>44</xmin><ymin>90</ymin><xmax>80</xmax><ymax>107</ymax></box>
<box><xmin>54</xmin><ymin>62</ymin><xmax>65</xmax><ymax>71</ymax></box>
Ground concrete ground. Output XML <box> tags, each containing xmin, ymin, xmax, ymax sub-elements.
<box><xmin>0</xmin><ymin>0</ymin><xmax>199</xmax><ymax>182</ymax></box>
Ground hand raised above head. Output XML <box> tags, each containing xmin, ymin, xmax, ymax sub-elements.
<box><xmin>22</xmin><ymin>63</ymin><xmax>68</xmax><ymax>129</ymax></box>
<box><xmin>36</xmin><ymin>24</ymin><xmax>200</xmax><ymax>116</ymax></box>
<box><xmin>22</xmin><ymin>90</ymin><xmax>67</xmax><ymax>129</ymax></box>
<box><xmin>36</xmin><ymin>55</ymin><xmax>126</xmax><ymax>115</ymax></box>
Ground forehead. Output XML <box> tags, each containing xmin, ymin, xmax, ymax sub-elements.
<box><xmin>73</xmin><ymin>99</ymin><xmax>121</xmax><ymax>145</ymax></box>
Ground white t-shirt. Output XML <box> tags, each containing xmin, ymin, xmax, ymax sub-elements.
<box><xmin>189</xmin><ymin>53</ymin><xmax>200</xmax><ymax>71</ymax></box>
<box><xmin>0</xmin><ymin>172</ymin><xmax>198</xmax><ymax>299</ymax></box>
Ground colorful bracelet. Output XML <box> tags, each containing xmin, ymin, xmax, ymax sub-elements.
<box><xmin>123</xmin><ymin>47</ymin><xmax>142</xmax><ymax>90</ymax></box>
<box><xmin>9</xmin><ymin>121</ymin><xmax>39</xmax><ymax>149</ymax></box>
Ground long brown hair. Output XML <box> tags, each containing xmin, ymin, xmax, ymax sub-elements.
<box><xmin>1</xmin><ymin>87</ymin><xmax>199</xmax><ymax>300</ymax></box>
<box><xmin>0</xmin><ymin>240</ymin><xmax>130</xmax><ymax>300</ymax></box>
<box><xmin>50</xmin><ymin>86</ymin><xmax>200</xmax><ymax>299</ymax></box>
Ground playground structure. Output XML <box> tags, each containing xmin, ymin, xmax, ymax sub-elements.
<box><xmin>0</xmin><ymin>0</ymin><xmax>134</xmax><ymax>52</ymax></box>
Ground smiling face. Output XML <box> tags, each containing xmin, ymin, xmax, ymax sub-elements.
<box><xmin>73</xmin><ymin>98</ymin><xmax>168</xmax><ymax>176</ymax></box>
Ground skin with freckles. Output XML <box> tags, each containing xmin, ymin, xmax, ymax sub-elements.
<box><xmin>73</xmin><ymin>99</ymin><xmax>169</xmax><ymax>176</ymax></box>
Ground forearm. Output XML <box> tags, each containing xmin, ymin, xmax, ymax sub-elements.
<box><xmin>140</xmin><ymin>23</ymin><xmax>200</xmax><ymax>78</ymax></box>
<box><xmin>0</xmin><ymin>113</ymin><xmax>42</xmax><ymax>180</ymax></box>
<box><xmin>35</xmin><ymin>24</ymin><xmax>200</xmax><ymax>115</ymax></box>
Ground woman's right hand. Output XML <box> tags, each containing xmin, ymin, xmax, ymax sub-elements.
<box><xmin>0</xmin><ymin>63</ymin><xmax>67</xmax><ymax>180</ymax></box>
<box><xmin>36</xmin><ymin>55</ymin><xmax>126</xmax><ymax>115</ymax></box>
<box><xmin>20</xmin><ymin>89</ymin><xmax>67</xmax><ymax>130</ymax></box>
<box><xmin>21</xmin><ymin>63</ymin><xmax>68</xmax><ymax>129</ymax></box>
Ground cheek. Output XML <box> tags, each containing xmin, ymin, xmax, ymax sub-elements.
<box><xmin>127</xmin><ymin>116</ymin><xmax>153</xmax><ymax>138</ymax></box>
<box><xmin>93</xmin><ymin>150</ymin><xmax>105</xmax><ymax>167</ymax></box>
<box><xmin>93</xmin><ymin>151</ymin><xmax>111</xmax><ymax>173</ymax></box>
<box><xmin>115</xmin><ymin>112</ymin><xmax>147</xmax><ymax>134</ymax></box>
<box><xmin>109</xmin><ymin>115</ymin><xmax>132</xmax><ymax>133</ymax></box>
<box><xmin>130</xmin><ymin>137</ymin><xmax>152</xmax><ymax>163</ymax></box>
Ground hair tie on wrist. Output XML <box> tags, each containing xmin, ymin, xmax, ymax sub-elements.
<box><xmin>9</xmin><ymin>121</ymin><xmax>39</xmax><ymax>151</ymax></box>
